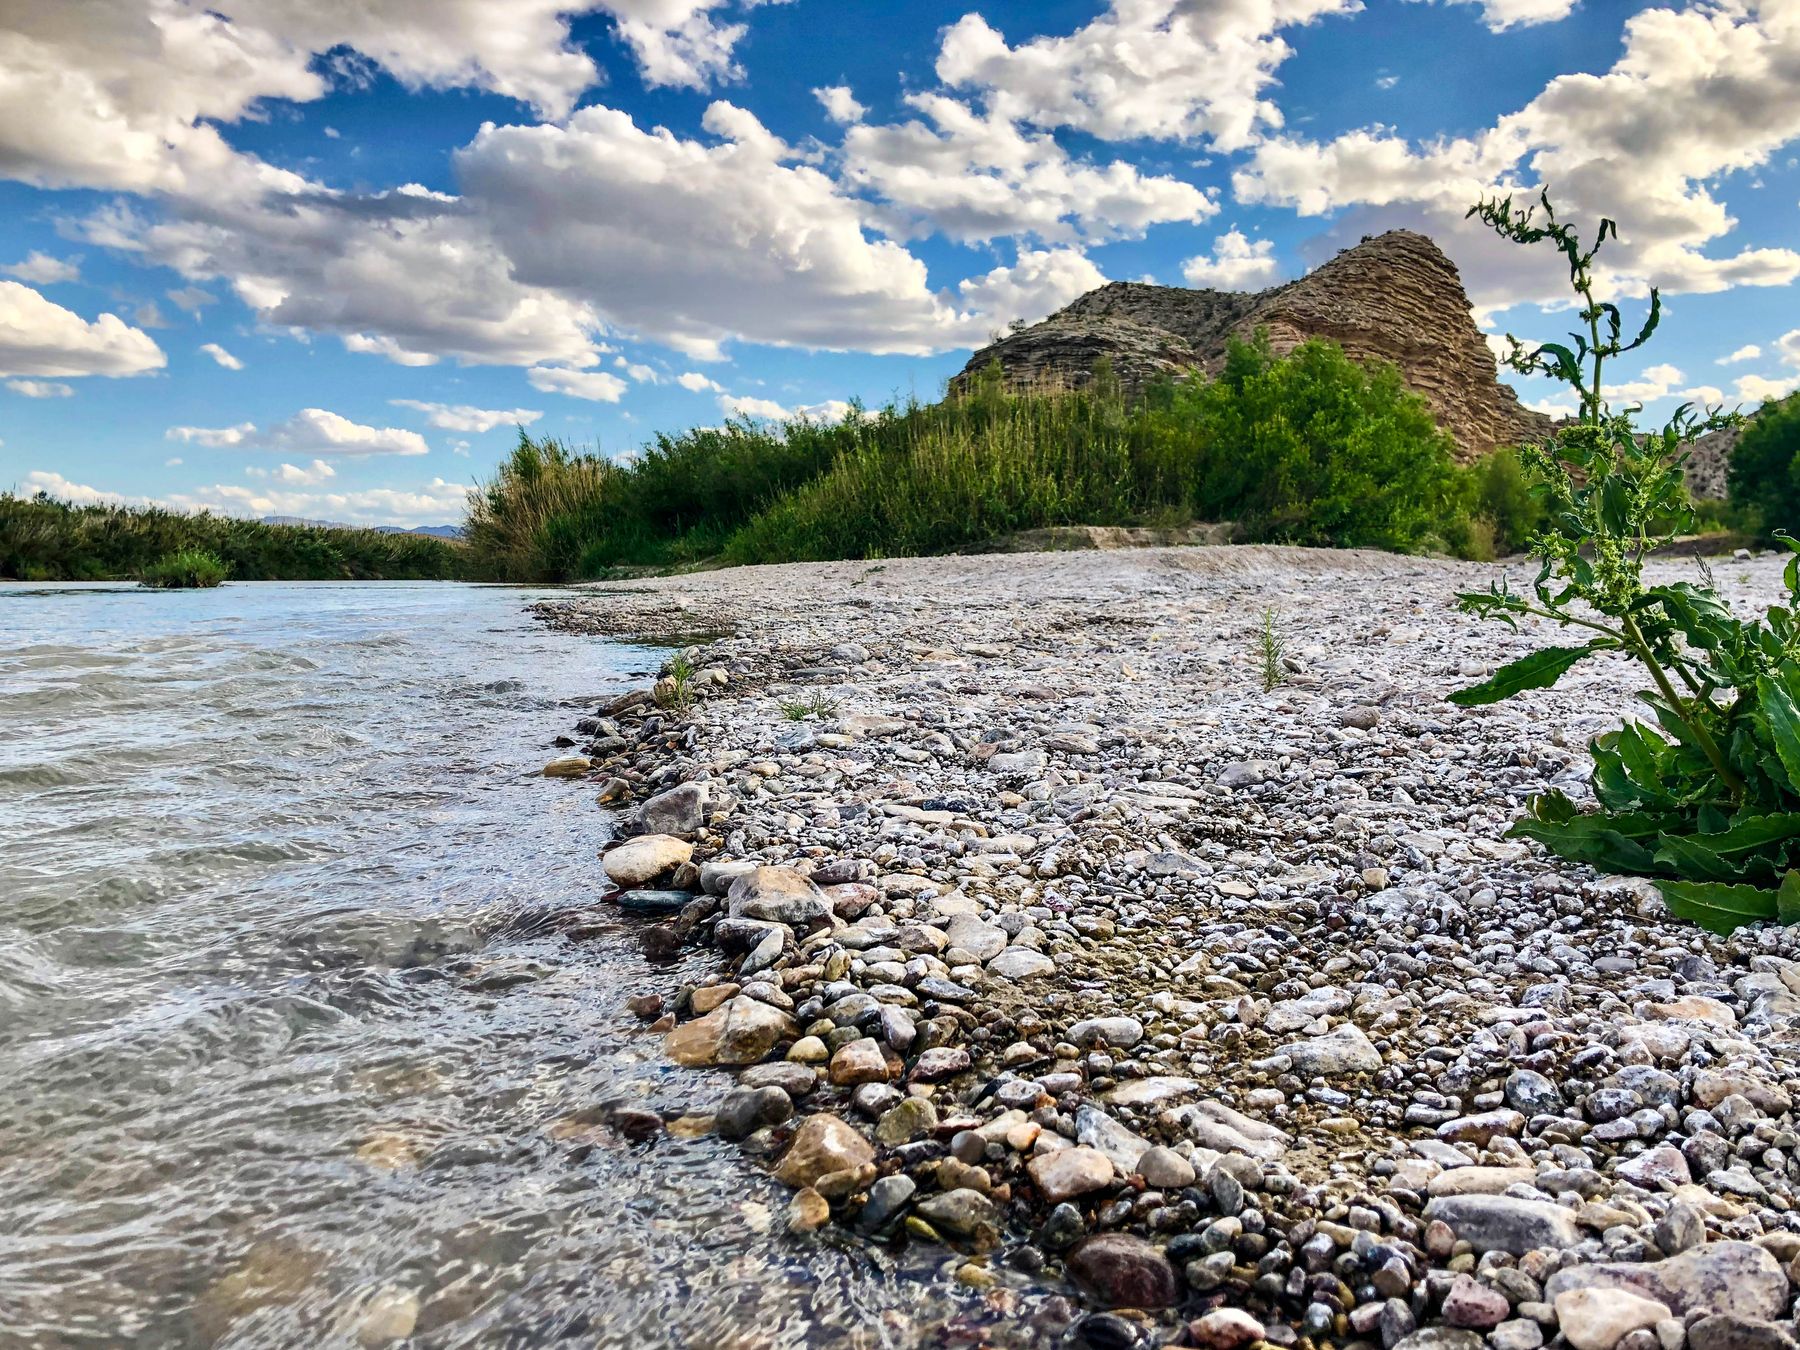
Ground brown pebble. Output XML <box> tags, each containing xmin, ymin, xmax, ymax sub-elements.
<box><xmin>626</xmin><ymin>993</ymin><xmax>664</xmax><ymax>1020</ymax></box>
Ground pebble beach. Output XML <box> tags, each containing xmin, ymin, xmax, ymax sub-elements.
<box><xmin>535</xmin><ymin>544</ymin><xmax>1800</xmax><ymax>1350</ymax></box>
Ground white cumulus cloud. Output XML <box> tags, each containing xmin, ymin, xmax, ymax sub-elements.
<box><xmin>199</xmin><ymin>342</ymin><xmax>243</xmax><ymax>369</ymax></box>
<box><xmin>934</xmin><ymin>0</ymin><xmax>1362</xmax><ymax>152</ymax></box>
<box><xmin>1233</xmin><ymin>1</ymin><xmax>1800</xmax><ymax>309</ymax></box>
<box><xmin>166</xmin><ymin>408</ymin><xmax>429</xmax><ymax>456</ymax></box>
<box><xmin>1407</xmin><ymin>0</ymin><xmax>1579</xmax><ymax>33</ymax></box>
<box><xmin>2</xmin><ymin>251</ymin><xmax>80</xmax><ymax>285</ymax></box>
<box><xmin>1718</xmin><ymin>344</ymin><xmax>1763</xmax><ymax>365</ymax></box>
<box><xmin>0</xmin><ymin>280</ymin><xmax>166</xmax><ymax>379</ymax></box>
<box><xmin>527</xmin><ymin>366</ymin><xmax>629</xmax><ymax>401</ymax></box>
<box><xmin>814</xmin><ymin>85</ymin><xmax>865</xmax><ymax>124</ymax></box>
<box><xmin>6</xmin><ymin>378</ymin><xmax>75</xmax><ymax>398</ymax></box>
<box><xmin>1180</xmin><ymin>230</ymin><xmax>1281</xmax><ymax>289</ymax></box>
<box><xmin>841</xmin><ymin>93</ymin><xmax>1215</xmax><ymax>244</ymax></box>
<box><xmin>390</xmin><ymin>399</ymin><xmax>543</xmax><ymax>432</ymax></box>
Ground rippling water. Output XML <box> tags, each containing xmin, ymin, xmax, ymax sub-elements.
<box><xmin>0</xmin><ymin>582</ymin><xmax>1014</xmax><ymax>1349</ymax></box>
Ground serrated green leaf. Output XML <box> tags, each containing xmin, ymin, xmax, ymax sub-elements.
<box><xmin>1653</xmin><ymin>835</ymin><xmax>1749</xmax><ymax>882</ymax></box>
<box><xmin>1658</xmin><ymin>877</ymin><xmax>1778</xmax><ymax>935</ymax></box>
<box><xmin>1761</xmin><ymin>675</ymin><xmax>1800</xmax><ymax>795</ymax></box>
<box><xmin>1510</xmin><ymin>817</ymin><xmax>1659</xmax><ymax>873</ymax></box>
<box><xmin>1778</xmin><ymin>871</ymin><xmax>1800</xmax><ymax>926</ymax></box>
<box><xmin>1697</xmin><ymin>813</ymin><xmax>1800</xmax><ymax>854</ymax></box>
<box><xmin>1449</xmin><ymin>645</ymin><xmax>1595</xmax><ymax>706</ymax></box>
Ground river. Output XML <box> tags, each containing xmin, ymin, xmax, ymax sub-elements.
<box><xmin>0</xmin><ymin>582</ymin><xmax>1015</xmax><ymax>1349</ymax></box>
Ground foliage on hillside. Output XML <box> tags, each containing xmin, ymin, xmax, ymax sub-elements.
<box><xmin>0</xmin><ymin>493</ymin><xmax>466</xmax><ymax>582</ymax></box>
<box><xmin>466</xmin><ymin>336</ymin><xmax>1544</xmax><ymax>581</ymax></box>
<box><xmin>1730</xmin><ymin>392</ymin><xmax>1800</xmax><ymax>538</ymax></box>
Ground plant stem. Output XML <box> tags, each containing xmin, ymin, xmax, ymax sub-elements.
<box><xmin>1619</xmin><ymin>609</ymin><xmax>1746</xmax><ymax>800</ymax></box>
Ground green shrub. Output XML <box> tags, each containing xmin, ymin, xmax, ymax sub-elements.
<box><xmin>0</xmin><ymin>493</ymin><xmax>465</xmax><ymax>582</ymax></box>
<box><xmin>467</xmin><ymin>338</ymin><xmax>1492</xmax><ymax>579</ymax></box>
<box><xmin>1141</xmin><ymin>334</ymin><xmax>1464</xmax><ymax>554</ymax></box>
<box><xmin>1451</xmin><ymin>188</ymin><xmax>1797</xmax><ymax>933</ymax></box>
<box><xmin>1729</xmin><ymin>393</ymin><xmax>1800</xmax><ymax>539</ymax></box>
<box><xmin>139</xmin><ymin>549</ymin><xmax>229</xmax><ymax>588</ymax></box>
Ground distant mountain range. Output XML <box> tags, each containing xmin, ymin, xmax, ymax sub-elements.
<box><xmin>260</xmin><ymin>516</ymin><xmax>464</xmax><ymax>539</ymax></box>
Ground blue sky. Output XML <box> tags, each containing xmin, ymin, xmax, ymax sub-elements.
<box><xmin>2</xmin><ymin>0</ymin><xmax>1797</xmax><ymax>525</ymax></box>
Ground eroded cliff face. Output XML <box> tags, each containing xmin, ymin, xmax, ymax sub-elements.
<box><xmin>953</xmin><ymin>230</ymin><xmax>1555</xmax><ymax>462</ymax></box>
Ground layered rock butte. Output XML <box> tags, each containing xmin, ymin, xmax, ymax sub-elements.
<box><xmin>953</xmin><ymin>230</ymin><xmax>1555</xmax><ymax>462</ymax></box>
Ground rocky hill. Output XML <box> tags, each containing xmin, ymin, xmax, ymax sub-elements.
<box><xmin>954</xmin><ymin>230</ymin><xmax>1554</xmax><ymax>461</ymax></box>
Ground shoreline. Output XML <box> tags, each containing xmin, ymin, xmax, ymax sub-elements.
<box><xmin>538</xmin><ymin>544</ymin><xmax>1800</xmax><ymax>1350</ymax></box>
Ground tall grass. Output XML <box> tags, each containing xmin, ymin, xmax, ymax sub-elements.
<box><xmin>464</xmin><ymin>335</ymin><xmax>1561</xmax><ymax>581</ymax></box>
<box><xmin>0</xmin><ymin>494</ymin><xmax>465</xmax><ymax>582</ymax></box>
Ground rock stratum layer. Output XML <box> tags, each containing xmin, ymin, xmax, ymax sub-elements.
<box><xmin>954</xmin><ymin>230</ymin><xmax>1555</xmax><ymax>462</ymax></box>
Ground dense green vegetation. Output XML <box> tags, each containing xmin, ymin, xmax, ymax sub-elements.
<box><xmin>1451</xmin><ymin>188</ymin><xmax>1797</xmax><ymax>933</ymax></box>
<box><xmin>467</xmin><ymin>334</ymin><xmax>1547</xmax><ymax>582</ymax></box>
<box><xmin>1730</xmin><ymin>393</ymin><xmax>1800</xmax><ymax>538</ymax></box>
<box><xmin>0</xmin><ymin>494</ymin><xmax>466</xmax><ymax>582</ymax></box>
<box><xmin>138</xmin><ymin>549</ymin><xmax>229</xmax><ymax>588</ymax></box>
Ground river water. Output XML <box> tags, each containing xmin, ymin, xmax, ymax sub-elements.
<box><xmin>0</xmin><ymin>582</ymin><xmax>1016</xmax><ymax>1350</ymax></box>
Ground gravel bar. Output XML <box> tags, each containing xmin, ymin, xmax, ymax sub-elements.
<box><xmin>534</xmin><ymin>544</ymin><xmax>1800</xmax><ymax>1350</ymax></box>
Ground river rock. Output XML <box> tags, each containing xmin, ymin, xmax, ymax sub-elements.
<box><xmin>875</xmin><ymin>1096</ymin><xmax>938</xmax><ymax>1144</ymax></box>
<box><xmin>700</xmin><ymin>858</ymin><xmax>757</xmax><ymax>896</ymax></box>
<box><xmin>663</xmin><ymin>996</ymin><xmax>796</xmax><ymax>1067</ymax></box>
<box><xmin>1065</xmin><ymin>1233</ymin><xmax>1179</xmax><ymax>1309</ymax></box>
<box><xmin>1428</xmin><ymin>1167</ymin><xmax>1537</xmax><ymax>1197</ymax></box>
<box><xmin>637</xmin><ymin>782</ymin><xmax>707</xmax><ymax>837</ymax></box>
<box><xmin>828</xmin><ymin>1037</ymin><xmax>892</xmax><ymax>1086</ymax></box>
<box><xmin>1135</xmin><ymin>1146</ymin><xmax>1196</xmax><ymax>1190</ymax></box>
<box><xmin>542</xmin><ymin>755</ymin><xmax>591</xmax><ymax>778</ymax></box>
<box><xmin>856</xmin><ymin>1174</ymin><xmax>916</xmax><ymax>1233</ymax></box>
<box><xmin>914</xmin><ymin>1188</ymin><xmax>1001</xmax><ymax>1239</ymax></box>
<box><xmin>1190</xmin><ymin>1308</ymin><xmax>1266</xmax><ymax>1350</ymax></box>
<box><xmin>716</xmin><ymin>1085</ymin><xmax>793</xmax><ymax>1140</ymax></box>
<box><xmin>1545</xmin><ymin>1242</ymin><xmax>1789</xmax><ymax>1321</ymax></box>
<box><xmin>613</xmin><ymin>888</ymin><xmax>692</xmax><ymax>913</ymax></box>
<box><xmin>1553</xmin><ymin>1289</ymin><xmax>1673</xmax><ymax>1350</ymax></box>
<box><xmin>1076</xmin><ymin>1104</ymin><xmax>1154</xmax><ymax>1173</ymax></box>
<box><xmin>1104</xmin><ymin>1076</ymin><xmax>1200</xmax><ymax>1108</ymax></box>
<box><xmin>1175</xmin><ymin>1099</ymin><xmax>1291</xmax><ymax>1162</ymax></box>
<box><xmin>944</xmin><ymin>914</ymin><xmax>1007</xmax><ymax>961</ymax></box>
<box><xmin>773</xmin><ymin>1113</ymin><xmax>875</xmax><ymax>1189</ymax></box>
<box><xmin>1068</xmin><ymin>1017</ymin><xmax>1144</xmax><ymax>1049</ymax></box>
<box><xmin>603</xmin><ymin>834</ymin><xmax>693</xmax><ymax>886</ymax></box>
<box><xmin>739</xmin><ymin>1062</ymin><xmax>816</xmax><ymax>1097</ymax></box>
<box><xmin>1443</xmin><ymin>1275</ymin><xmax>1512</xmax><ymax>1330</ymax></box>
<box><xmin>910</xmin><ymin>1046</ymin><xmax>971</xmax><ymax>1082</ymax></box>
<box><xmin>1028</xmin><ymin>1147</ymin><xmax>1116</xmax><ymax>1203</ymax></box>
<box><xmin>728</xmin><ymin>867</ymin><xmax>831</xmax><ymax>927</ymax></box>
<box><xmin>988</xmin><ymin>946</ymin><xmax>1055</xmax><ymax>979</ymax></box>
<box><xmin>1278</xmin><ymin>1022</ymin><xmax>1382</xmax><ymax>1076</ymax></box>
<box><xmin>1422</xmin><ymin>1194</ymin><xmax>1582</xmax><ymax>1254</ymax></box>
<box><xmin>787</xmin><ymin>1187</ymin><xmax>830</xmax><ymax>1233</ymax></box>
<box><xmin>1689</xmin><ymin>1315</ymin><xmax>1800</xmax><ymax>1350</ymax></box>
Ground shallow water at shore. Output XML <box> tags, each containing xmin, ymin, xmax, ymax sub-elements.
<box><xmin>0</xmin><ymin>582</ymin><xmax>1003</xmax><ymax>1349</ymax></box>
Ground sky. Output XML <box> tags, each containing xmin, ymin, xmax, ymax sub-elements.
<box><xmin>1</xmin><ymin>0</ymin><xmax>1797</xmax><ymax>527</ymax></box>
